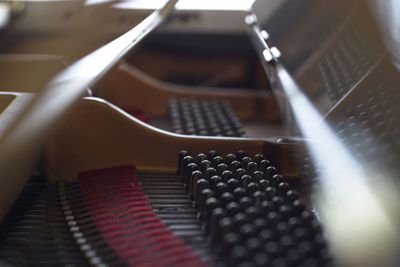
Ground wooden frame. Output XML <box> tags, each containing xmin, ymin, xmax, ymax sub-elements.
<box><xmin>44</xmin><ymin>97</ymin><xmax>302</xmax><ymax>183</ymax></box>
<box><xmin>0</xmin><ymin>54</ymin><xmax>66</xmax><ymax>93</ymax></box>
<box><xmin>96</xmin><ymin>63</ymin><xmax>280</xmax><ymax>122</ymax></box>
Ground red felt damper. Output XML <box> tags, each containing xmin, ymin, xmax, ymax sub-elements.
<box><xmin>79</xmin><ymin>165</ymin><xmax>206</xmax><ymax>267</ymax></box>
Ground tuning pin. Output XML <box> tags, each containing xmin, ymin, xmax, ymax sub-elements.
<box><xmin>258</xmin><ymin>179</ymin><xmax>271</xmax><ymax>190</ymax></box>
<box><xmin>197</xmin><ymin>188</ymin><xmax>214</xmax><ymax>218</ymax></box>
<box><xmin>277</xmin><ymin>222</ymin><xmax>291</xmax><ymax>236</ymax></box>
<box><xmin>209</xmin><ymin>207</ymin><xmax>227</xmax><ymax>235</ymax></box>
<box><xmin>272</xmin><ymin>196</ymin><xmax>285</xmax><ymax>208</ymax></box>
<box><xmin>310</xmin><ymin>219</ymin><xmax>323</xmax><ymax>235</ymax></box>
<box><xmin>245</xmin><ymin>206</ymin><xmax>261</xmax><ymax>221</ymax></box>
<box><xmin>233</xmin><ymin>212</ymin><xmax>249</xmax><ymax>230</ymax></box>
<box><xmin>271</xmin><ymin>174</ymin><xmax>283</xmax><ymax>186</ymax></box>
<box><xmin>264</xmin><ymin>241</ymin><xmax>282</xmax><ymax>258</ymax></box>
<box><xmin>215</xmin><ymin>182</ymin><xmax>228</xmax><ymax>197</ymax></box>
<box><xmin>217</xmin><ymin>163</ymin><xmax>228</xmax><ymax>175</ymax></box>
<box><xmin>230</xmin><ymin>161</ymin><xmax>241</xmax><ymax>172</ymax></box>
<box><xmin>222</xmin><ymin>170</ymin><xmax>233</xmax><ymax>182</ymax></box>
<box><xmin>313</xmin><ymin>233</ymin><xmax>327</xmax><ymax>250</ymax></box>
<box><xmin>194</xmin><ymin>179</ymin><xmax>210</xmax><ymax>202</ymax></box>
<box><xmin>246</xmin><ymin>237</ymin><xmax>263</xmax><ymax>256</ymax></box>
<box><xmin>265</xmin><ymin>166</ymin><xmax>278</xmax><ymax>179</ymax></box>
<box><xmin>241</xmin><ymin>174</ymin><xmax>254</xmax><ymax>188</ymax></box>
<box><xmin>236</xmin><ymin>127</ymin><xmax>246</xmax><ymax>137</ymax></box>
<box><xmin>253</xmin><ymin>252</ymin><xmax>271</xmax><ymax>267</ymax></box>
<box><xmin>225</xmin><ymin>154</ymin><xmax>237</xmax><ymax>164</ymax></box>
<box><xmin>286</xmin><ymin>190</ymin><xmax>300</xmax><ymax>202</ymax></box>
<box><xmin>212</xmin><ymin>156</ymin><xmax>224</xmax><ymax>168</ymax></box>
<box><xmin>265</xmin><ymin>186</ymin><xmax>277</xmax><ymax>198</ymax></box>
<box><xmin>183</xmin><ymin>163</ymin><xmax>197</xmax><ymax>189</ymax></box>
<box><xmin>208</xmin><ymin>150</ymin><xmax>218</xmax><ymax>160</ymax></box>
<box><xmin>259</xmin><ymin>159</ymin><xmax>272</xmax><ymax>172</ymax></box>
<box><xmin>246</xmin><ymin>162</ymin><xmax>258</xmax><ymax>174</ymax></box>
<box><xmin>239</xmin><ymin>197</ymin><xmax>253</xmax><ymax>210</ymax></box>
<box><xmin>284</xmin><ymin>250</ymin><xmax>304</xmax><ymax>266</ymax></box>
<box><xmin>246</xmin><ymin>182</ymin><xmax>260</xmax><ymax>196</ymax></box>
<box><xmin>229</xmin><ymin>245</ymin><xmax>249</xmax><ymax>266</ymax></box>
<box><xmin>236</xmin><ymin>150</ymin><xmax>247</xmax><ymax>160</ymax></box>
<box><xmin>271</xmin><ymin>258</ymin><xmax>290</xmax><ymax>267</ymax></box>
<box><xmin>198</xmin><ymin>129</ymin><xmax>209</xmax><ymax>136</ymax></box>
<box><xmin>233</xmin><ymin>187</ymin><xmax>246</xmax><ymax>200</ymax></box>
<box><xmin>212</xmin><ymin>128</ymin><xmax>222</xmax><ymax>136</ymax></box>
<box><xmin>279</xmin><ymin>205</ymin><xmax>293</xmax><ymax>219</ymax></box>
<box><xmin>267</xmin><ymin>211</ymin><xmax>282</xmax><ymax>226</ymax></box>
<box><xmin>227</xmin><ymin>178</ymin><xmax>240</xmax><ymax>192</ymax></box>
<box><xmin>253</xmin><ymin>218</ymin><xmax>268</xmax><ymax>232</ymax></box>
<box><xmin>210</xmin><ymin>175</ymin><xmax>222</xmax><ymax>191</ymax></box>
<box><xmin>254</xmin><ymin>154</ymin><xmax>265</xmax><ymax>164</ymax></box>
<box><xmin>252</xmin><ymin>171</ymin><xmax>264</xmax><ymax>182</ymax></box>
<box><xmin>221</xmin><ymin>232</ymin><xmax>241</xmax><ymax>257</ymax></box>
<box><xmin>240</xmin><ymin>224</ymin><xmax>256</xmax><ymax>240</ymax></box>
<box><xmin>294</xmin><ymin>228</ymin><xmax>312</xmax><ymax>242</ymax></box>
<box><xmin>253</xmin><ymin>191</ymin><xmax>267</xmax><ymax>206</ymax></box>
<box><xmin>180</xmin><ymin>155</ymin><xmax>193</xmax><ymax>177</ymax></box>
<box><xmin>298</xmin><ymin>240</ymin><xmax>314</xmax><ymax>257</ymax></box>
<box><xmin>259</xmin><ymin>229</ymin><xmax>278</xmax><ymax>243</ymax></box>
<box><xmin>189</xmin><ymin>170</ymin><xmax>203</xmax><ymax>197</ymax></box>
<box><xmin>288</xmin><ymin>217</ymin><xmax>304</xmax><ymax>229</ymax></box>
<box><xmin>177</xmin><ymin>150</ymin><xmax>189</xmax><ymax>174</ymax></box>
<box><xmin>260</xmin><ymin>200</ymin><xmax>275</xmax><ymax>214</ymax></box>
<box><xmin>220</xmin><ymin>192</ymin><xmax>235</xmax><ymax>207</ymax></box>
<box><xmin>205</xmin><ymin>168</ymin><xmax>217</xmax><ymax>181</ymax></box>
<box><xmin>174</xmin><ymin>128</ymin><xmax>184</xmax><ymax>135</ymax></box>
<box><xmin>196</xmin><ymin>153</ymin><xmax>208</xmax><ymax>164</ymax></box>
<box><xmin>293</xmin><ymin>200</ymin><xmax>307</xmax><ymax>216</ymax></box>
<box><xmin>226</xmin><ymin>202</ymin><xmax>241</xmax><ymax>217</ymax></box>
<box><xmin>202</xmin><ymin>197</ymin><xmax>220</xmax><ymax>224</ymax></box>
<box><xmin>241</xmin><ymin>157</ymin><xmax>252</xmax><ymax>169</ymax></box>
<box><xmin>200</xmin><ymin>160</ymin><xmax>212</xmax><ymax>173</ymax></box>
<box><xmin>235</xmin><ymin>168</ymin><xmax>246</xmax><ymax>180</ymax></box>
<box><xmin>277</xmin><ymin>182</ymin><xmax>291</xmax><ymax>194</ymax></box>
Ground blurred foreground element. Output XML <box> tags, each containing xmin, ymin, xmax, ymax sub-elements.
<box><xmin>276</xmin><ymin>66</ymin><xmax>400</xmax><ymax>267</ymax></box>
<box><xmin>0</xmin><ymin>0</ymin><xmax>178</xmax><ymax>220</ymax></box>
<box><xmin>370</xmin><ymin>0</ymin><xmax>400</xmax><ymax>69</ymax></box>
<box><xmin>247</xmin><ymin>3</ymin><xmax>400</xmax><ymax>265</ymax></box>
<box><xmin>0</xmin><ymin>3</ymin><xmax>11</xmax><ymax>29</ymax></box>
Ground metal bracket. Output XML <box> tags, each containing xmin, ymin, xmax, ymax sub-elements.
<box><xmin>246</xmin><ymin>12</ymin><xmax>281</xmax><ymax>66</ymax></box>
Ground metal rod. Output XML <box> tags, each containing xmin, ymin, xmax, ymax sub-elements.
<box><xmin>247</xmin><ymin>11</ymin><xmax>400</xmax><ymax>267</ymax></box>
<box><xmin>0</xmin><ymin>0</ymin><xmax>179</xmax><ymax>221</ymax></box>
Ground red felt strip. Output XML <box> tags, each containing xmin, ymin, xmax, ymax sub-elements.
<box><xmin>79</xmin><ymin>165</ymin><xmax>207</xmax><ymax>267</ymax></box>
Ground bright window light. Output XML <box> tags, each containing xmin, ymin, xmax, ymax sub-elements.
<box><xmin>114</xmin><ymin>0</ymin><xmax>256</xmax><ymax>11</ymax></box>
<box><xmin>85</xmin><ymin>0</ymin><xmax>114</xmax><ymax>5</ymax></box>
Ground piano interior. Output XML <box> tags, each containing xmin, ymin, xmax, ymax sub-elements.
<box><xmin>0</xmin><ymin>0</ymin><xmax>399</xmax><ymax>266</ymax></box>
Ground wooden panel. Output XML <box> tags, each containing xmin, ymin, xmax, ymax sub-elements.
<box><xmin>0</xmin><ymin>54</ymin><xmax>66</xmax><ymax>93</ymax></box>
<box><xmin>97</xmin><ymin>63</ymin><xmax>280</xmax><ymax>122</ymax></box>
<box><xmin>44</xmin><ymin>97</ymin><xmax>302</xmax><ymax>182</ymax></box>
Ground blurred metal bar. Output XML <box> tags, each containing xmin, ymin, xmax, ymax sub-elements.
<box><xmin>247</xmin><ymin>11</ymin><xmax>400</xmax><ymax>267</ymax></box>
<box><xmin>0</xmin><ymin>0</ymin><xmax>179</xmax><ymax>220</ymax></box>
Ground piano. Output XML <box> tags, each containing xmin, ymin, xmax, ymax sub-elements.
<box><xmin>0</xmin><ymin>1</ymin><xmax>399</xmax><ymax>266</ymax></box>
